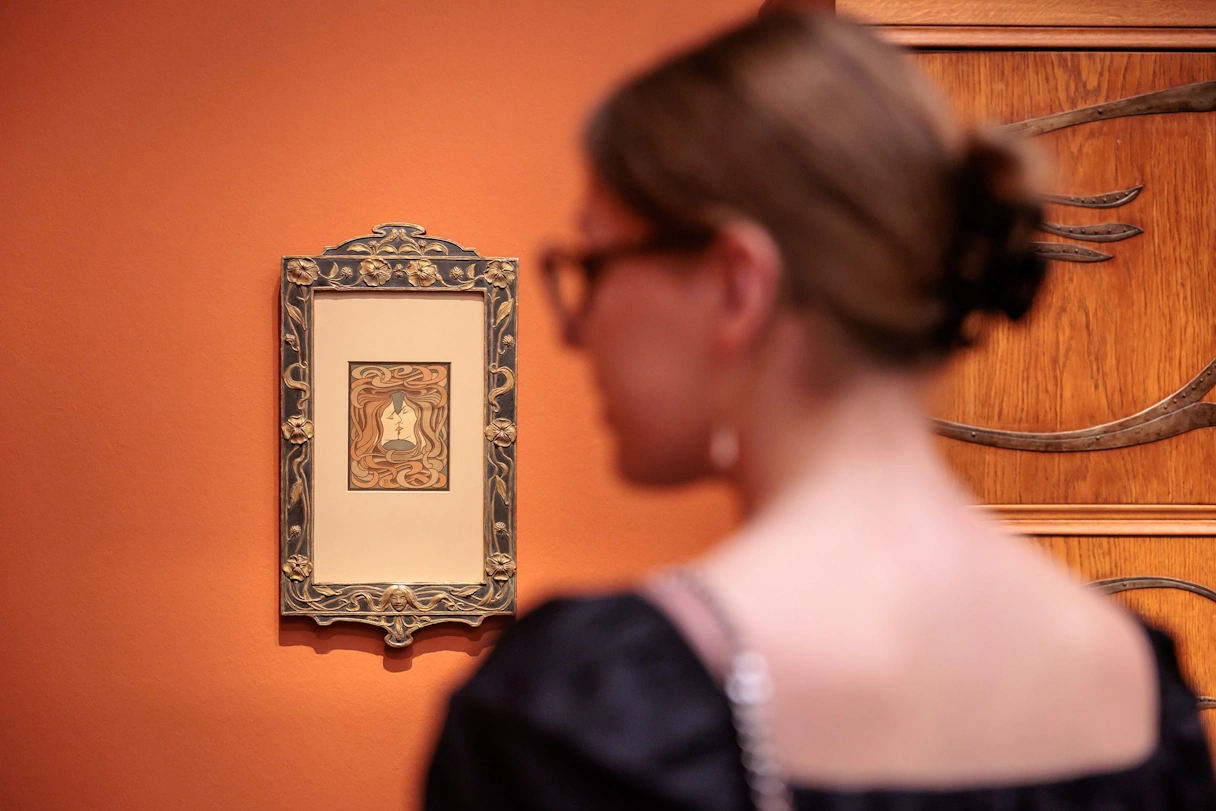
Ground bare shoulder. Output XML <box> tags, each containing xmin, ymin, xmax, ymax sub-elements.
<box><xmin>699</xmin><ymin>523</ymin><xmax>1160</xmax><ymax>788</ymax></box>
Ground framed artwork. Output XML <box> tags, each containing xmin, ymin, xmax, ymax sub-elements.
<box><xmin>280</xmin><ymin>223</ymin><xmax>517</xmax><ymax>648</ymax></box>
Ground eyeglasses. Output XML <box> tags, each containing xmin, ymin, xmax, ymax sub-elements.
<box><xmin>539</xmin><ymin>233</ymin><xmax>713</xmax><ymax>342</ymax></box>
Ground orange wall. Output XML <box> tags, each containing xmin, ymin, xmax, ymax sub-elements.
<box><xmin>0</xmin><ymin>2</ymin><xmax>750</xmax><ymax>808</ymax></box>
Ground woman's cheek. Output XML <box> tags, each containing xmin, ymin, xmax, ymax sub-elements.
<box><xmin>582</xmin><ymin>266</ymin><xmax>716</xmax><ymax>477</ymax></box>
<box><xmin>588</xmin><ymin>307</ymin><xmax>659</xmax><ymax>423</ymax></box>
<box><xmin>590</xmin><ymin>277</ymin><xmax>683</xmax><ymax>400</ymax></box>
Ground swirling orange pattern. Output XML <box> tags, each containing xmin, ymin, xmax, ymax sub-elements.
<box><xmin>349</xmin><ymin>363</ymin><xmax>450</xmax><ymax>490</ymax></box>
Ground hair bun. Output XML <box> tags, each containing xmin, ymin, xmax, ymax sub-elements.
<box><xmin>936</xmin><ymin>131</ymin><xmax>1046</xmax><ymax>350</ymax></box>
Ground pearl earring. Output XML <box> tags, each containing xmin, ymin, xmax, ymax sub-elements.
<box><xmin>709</xmin><ymin>424</ymin><xmax>740</xmax><ymax>471</ymax></box>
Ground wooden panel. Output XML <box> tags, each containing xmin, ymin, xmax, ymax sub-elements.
<box><xmin>877</xmin><ymin>26</ymin><xmax>1216</xmax><ymax>51</ymax></box>
<box><xmin>1035</xmin><ymin>536</ymin><xmax>1216</xmax><ymax>701</ymax></box>
<box><xmin>916</xmin><ymin>52</ymin><xmax>1216</xmax><ymax>505</ymax></box>
<box><xmin>841</xmin><ymin>0</ymin><xmax>1216</xmax><ymax>27</ymax></box>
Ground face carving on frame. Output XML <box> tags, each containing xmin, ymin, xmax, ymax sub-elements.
<box><xmin>570</xmin><ymin>176</ymin><xmax>727</xmax><ymax>487</ymax></box>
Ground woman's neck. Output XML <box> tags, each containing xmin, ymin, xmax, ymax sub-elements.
<box><xmin>733</xmin><ymin>365</ymin><xmax>957</xmax><ymax>521</ymax></box>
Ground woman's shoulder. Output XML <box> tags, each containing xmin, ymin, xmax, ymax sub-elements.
<box><xmin>808</xmin><ymin>625</ymin><xmax>1216</xmax><ymax>807</ymax></box>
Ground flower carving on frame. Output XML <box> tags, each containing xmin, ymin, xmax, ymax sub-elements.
<box><xmin>485</xmin><ymin>419</ymin><xmax>516</xmax><ymax>447</ymax></box>
<box><xmin>283</xmin><ymin>555</ymin><xmax>312</xmax><ymax>581</ymax></box>
<box><xmin>501</xmin><ymin>335</ymin><xmax>515</xmax><ymax>349</ymax></box>
<box><xmin>405</xmin><ymin>259</ymin><xmax>440</xmax><ymax>287</ymax></box>
<box><xmin>286</xmin><ymin>258</ymin><xmax>320</xmax><ymax>286</ymax></box>
<box><xmin>485</xmin><ymin>260</ymin><xmax>516</xmax><ymax>288</ymax></box>
<box><xmin>494</xmin><ymin>521</ymin><xmax>507</xmax><ymax>535</ymax></box>
<box><xmin>359</xmin><ymin>257</ymin><xmax>392</xmax><ymax>287</ymax></box>
<box><xmin>281</xmin><ymin>415</ymin><xmax>314</xmax><ymax>444</ymax></box>
<box><xmin>485</xmin><ymin>553</ymin><xmax>516</xmax><ymax>582</ymax></box>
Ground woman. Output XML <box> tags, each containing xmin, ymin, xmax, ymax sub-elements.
<box><xmin>426</xmin><ymin>9</ymin><xmax>1216</xmax><ymax>810</ymax></box>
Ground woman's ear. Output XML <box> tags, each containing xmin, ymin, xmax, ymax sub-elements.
<box><xmin>710</xmin><ymin>220</ymin><xmax>783</xmax><ymax>356</ymax></box>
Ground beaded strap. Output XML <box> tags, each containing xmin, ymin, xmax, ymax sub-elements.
<box><xmin>667</xmin><ymin>570</ymin><xmax>794</xmax><ymax>811</ymax></box>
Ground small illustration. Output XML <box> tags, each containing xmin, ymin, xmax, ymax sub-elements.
<box><xmin>349</xmin><ymin>362</ymin><xmax>450</xmax><ymax>490</ymax></box>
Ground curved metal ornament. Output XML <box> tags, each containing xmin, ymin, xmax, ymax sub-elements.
<box><xmin>1092</xmin><ymin>575</ymin><xmax>1216</xmax><ymax>604</ymax></box>
<box><xmin>1017</xmin><ymin>85</ymin><xmax>1216</xmax><ymax>263</ymax></box>
<box><xmin>1000</xmin><ymin>81</ymin><xmax>1216</xmax><ymax>138</ymax></box>
<box><xmin>1043</xmin><ymin>185</ymin><xmax>1143</xmax><ymax>209</ymax></box>
<box><xmin>1039</xmin><ymin>222</ymin><xmax>1143</xmax><ymax>243</ymax></box>
<box><xmin>280</xmin><ymin>224</ymin><xmax>518</xmax><ymax>648</ymax></box>
<box><xmin>935</xmin><ymin>357</ymin><xmax>1216</xmax><ymax>452</ymax></box>
<box><xmin>1030</xmin><ymin>242</ymin><xmax>1113</xmax><ymax>263</ymax></box>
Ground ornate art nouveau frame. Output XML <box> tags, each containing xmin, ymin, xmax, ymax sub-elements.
<box><xmin>280</xmin><ymin>223</ymin><xmax>517</xmax><ymax>648</ymax></box>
